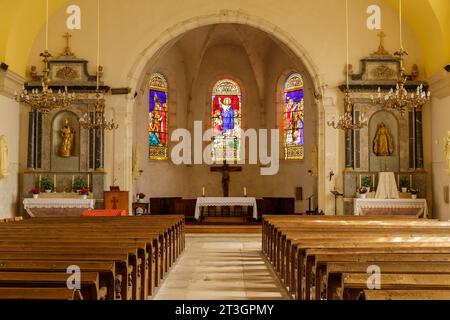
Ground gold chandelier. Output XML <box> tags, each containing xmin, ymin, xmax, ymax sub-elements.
<box><xmin>371</xmin><ymin>0</ymin><xmax>431</xmax><ymax>115</ymax></box>
<box><xmin>15</xmin><ymin>0</ymin><xmax>76</xmax><ymax>114</ymax></box>
<box><xmin>327</xmin><ymin>90</ymin><xmax>368</xmax><ymax>130</ymax></box>
<box><xmin>327</xmin><ymin>0</ymin><xmax>368</xmax><ymax>131</ymax></box>
<box><xmin>79</xmin><ymin>0</ymin><xmax>118</xmax><ymax>132</ymax></box>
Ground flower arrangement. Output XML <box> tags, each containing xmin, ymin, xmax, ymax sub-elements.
<box><xmin>73</xmin><ymin>176</ymin><xmax>87</xmax><ymax>191</ymax></box>
<box><xmin>29</xmin><ymin>187</ymin><xmax>42</xmax><ymax>195</ymax></box>
<box><xmin>79</xmin><ymin>188</ymin><xmax>89</xmax><ymax>196</ymax></box>
<box><xmin>361</xmin><ymin>176</ymin><xmax>372</xmax><ymax>189</ymax></box>
<box><xmin>409</xmin><ymin>188</ymin><xmax>419</xmax><ymax>199</ymax></box>
<box><xmin>358</xmin><ymin>187</ymin><xmax>368</xmax><ymax>194</ymax></box>
<box><xmin>40</xmin><ymin>175</ymin><xmax>54</xmax><ymax>192</ymax></box>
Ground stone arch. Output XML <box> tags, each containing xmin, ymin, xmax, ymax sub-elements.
<box><xmin>122</xmin><ymin>10</ymin><xmax>333</xmax><ymax>212</ymax></box>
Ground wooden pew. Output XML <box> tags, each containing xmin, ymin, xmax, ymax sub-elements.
<box><xmin>0</xmin><ymin>287</ymin><xmax>83</xmax><ymax>300</ymax></box>
<box><xmin>358</xmin><ymin>289</ymin><xmax>450</xmax><ymax>300</ymax></box>
<box><xmin>0</xmin><ymin>215</ymin><xmax>185</xmax><ymax>300</ymax></box>
<box><xmin>262</xmin><ymin>216</ymin><xmax>450</xmax><ymax>301</ymax></box>
<box><xmin>0</xmin><ymin>271</ymin><xmax>104</xmax><ymax>300</ymax></box>
<box><xmin>342</xmin><ymin>273</ymin><xmax>450</xmax><ymax>300</ymax></box>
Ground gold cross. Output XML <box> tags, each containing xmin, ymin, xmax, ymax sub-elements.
<box><xmin>61</xmin><ymin>32</ymin><xmax>74</xmax><ymax>56</ymax></box>
<box><xmin>374</xmin><ymin>31</ymin><xmax>389</xmax><ymax>55</ymax></box>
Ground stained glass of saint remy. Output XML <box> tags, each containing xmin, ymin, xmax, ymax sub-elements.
<box><xmin>148</xmin><ymin>73</ymin><xmax>169</xmax><ymax>160</ymax></box>
<box><xmin>284</xmin><ymin>73</ymin><xmax>305</xmax><ymax>160</ymax></box>
<box><xmin>211</xmin><ymin>79</ymin><xmax>242</xmax><ymax>162</ymax></box>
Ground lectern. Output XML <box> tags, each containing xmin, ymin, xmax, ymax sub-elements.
<box><xmin>104</xmin><ymin>191</ymin><xmax>129</xmax><ymax>214</ymax></box>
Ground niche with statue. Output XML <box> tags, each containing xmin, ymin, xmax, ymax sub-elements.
<box><xmin>51</xmin><ymin>111</ymin><xmax>80</xmax><ymax>172</ymax></box>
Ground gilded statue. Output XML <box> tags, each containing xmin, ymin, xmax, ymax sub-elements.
<box><xmin>59</xmin><ymin>118</ymin><xmax>75</xmax><ymax>157</ymax></box>
<box><xmin>373</xmin><ymin>122</ymin><xmax>394</xmax><ymax>156</ymax></box>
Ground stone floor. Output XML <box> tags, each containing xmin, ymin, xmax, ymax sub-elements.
<box><xmin>153</xmin><ymin>234</ymin><xmax>290</xmax><ymax>300</ymax></box>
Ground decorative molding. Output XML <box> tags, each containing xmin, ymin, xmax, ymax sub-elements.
<box><xmin>0</xmin><ymin>69</ymin><xmax>25</xmax><ymax>99</ymax></box>
<box><xmin>428</xmin><ymin>70</ymin><xmax>450</xmax><ymax>99</ymax></box>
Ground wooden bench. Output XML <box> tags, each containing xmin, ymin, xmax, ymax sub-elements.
<box><xmin>0</xmin><ymin>215</ymin><xmax>185</xmax><ymax>300</ymax></box>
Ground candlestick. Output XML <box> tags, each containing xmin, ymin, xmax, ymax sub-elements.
<box><xmin>410</xmin><ymin>175</ymin><xmax>413</xmax><ymax>188</ymax></box>
<box><xmin>39</xmin><ymin>175</ymin><xmax>42</xmax><ymax>187</ymax></box>
<box><xmin>87</xmin><ymin>174</ymin><xmax>90</xmax><ymax>190</ymax></box>
<box><xmin>53</xmin><ymin>175</ymin><xmax>57</xmax><ymax>193</ymax></box>
<box><xmin>72</xmin><ymin>175</ymin><xmax>74</xmax><ymax>190</ymax></box>
<box><xmin>244</xmin><ymin>187</ymin><xmax>247</xmax><ymax>197</ymax></box>
<box><xmin>202</xmin><ymin>187</ymin><xmax>205</xmax><ymax>197</ymax></box>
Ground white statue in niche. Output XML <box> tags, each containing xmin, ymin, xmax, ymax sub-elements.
<box><xmin>0</xmin><ymin>135</ymin><xmax>9</xmax><ymax>179</ymax></box>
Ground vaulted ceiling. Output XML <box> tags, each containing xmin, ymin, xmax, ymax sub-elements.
<box><xmin>0</xmin><ymin>0</ymin><xmax>448</xmax><ymax>78</ymax></box>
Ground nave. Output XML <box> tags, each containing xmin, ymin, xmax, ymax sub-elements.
<box><xmin>154</xmin><ymin>234</ymin><xmax>290</xmax><ymax>300</ymax></box>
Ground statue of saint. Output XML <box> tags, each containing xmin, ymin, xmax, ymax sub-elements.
<box><xmin>59</xmin><ymin>118</ymin><xmax>75</xmax><ymax>158</ymax></box>
<box><xmin>445</xmin><ymin>131</ymin><xmax>450</xmax><ymax>173</ymax></box>
<box><xmin>0</xmin><ymin>135</ymin><xmax>9</xmax><ymax>179</ymax></box>
<box><xmin>373</xmin><ymin>122</ymin><xmax>394</xmax><ymax>156</ymax></box>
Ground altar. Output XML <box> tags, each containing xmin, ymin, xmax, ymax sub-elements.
<box><xmin>195</xmin><ymin>197</ymin><xmax>258</xmax><ymax>221</ymax></box>
<box><xmin>23</xmin><ymin>197</ymin><xmax>95</xmax><ymax>218</ymax></box>
<box><xmin>354</xmin><ymin>198</ymin><xmax>428</xmax><ymax>218</ymax></box>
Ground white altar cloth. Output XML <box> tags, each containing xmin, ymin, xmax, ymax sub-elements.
<box><xmin>376</xmin><ymin>172</ymin><xmax>399</xmax><ymax>199</ymax></box>
<box><xmin>195</xmin><ymin>197</ymin><xmax>258</xmax><ymax>220</ymax></box>
<box><xmin>354</xmin><ymin>198</ymin><xmax>428</xmax><ymax>218</ymax></box>
<box><xmin>23</xmin><ymin>198</ymin><xmax>95</xmax><ymax>217</ymax></box>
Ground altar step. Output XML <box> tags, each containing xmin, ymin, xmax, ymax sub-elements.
<box><xmin>185</xmin><ymin>225</ymin><xmax>262</xmax><ymax>234</ymax></box>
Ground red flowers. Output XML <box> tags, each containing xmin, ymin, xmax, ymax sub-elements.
<box><xmin>29</xmin><ymin>187</ymin><xmax>42</xmax><ymax>195</ymax></box>
<box><xmin>79</xmin><ymin>188</ymin><xmax>89</xmax><ymax>195</ymax></box>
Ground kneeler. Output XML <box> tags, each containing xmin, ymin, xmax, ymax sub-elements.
<box><xmin>81</xmin><ymin>209</ymin><xmax>128</xmax><ymax>217</ymax></box>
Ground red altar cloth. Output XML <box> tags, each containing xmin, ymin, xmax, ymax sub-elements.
<box><xmin>81</xmin><ymin>210</ymin><xmax>128</xmax><ymax>217</ymax></box>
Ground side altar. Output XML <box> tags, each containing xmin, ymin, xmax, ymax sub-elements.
<box><xmin>340</xmin><ymin>33</ymin><xmax>429</xmax><ymax>215</ymax></box>
<box><xmin>19</xmin><ymin>34</ymin><xmax>108</xmax><ymax>216</ymax></box>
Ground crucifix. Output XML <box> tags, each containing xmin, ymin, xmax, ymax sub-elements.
<box><xmin>62</xmin><ymin>32</ymin><xmax>74</xmax><ymax>57</ymax></box>
<box><xmin>210</xmin><ymin>161</ymin><xmax>242</xmax><ymax>197</ymax></box>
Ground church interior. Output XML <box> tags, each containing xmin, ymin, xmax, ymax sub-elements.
<box><xmin>0</xmin><ymin>0</ymin><xmax>450</xmax><ymax>302</ymax></box>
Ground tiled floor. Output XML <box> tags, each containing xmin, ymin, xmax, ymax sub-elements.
<box><xmin>153</xmin><ymin>234</ymin><xmax>290</xmax><ymax>300</ymax></box>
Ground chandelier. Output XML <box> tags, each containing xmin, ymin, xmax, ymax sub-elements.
<box><xmin>79</xmin><ymin>0</ymin><xmax>118</xmax><ymax>132</ymax></box>
<box><xmin>79</xmin><ymin>90</ymin><xmax>119</xmax><ymax>132</ymax></box>
<box><xmin>371</xmin><ymin>0</ymin><xmax>430</xmax><ymax>115</ymax></box>
<box><xmin>327</xmin><ymin>90</ymin><xmax>368</xmax><ymax>130</ymax></box>
<box><xmin>327</xmin><ymin>0</ymin><xmax>368</xmax><ymax>131</ymax></box>
<box><xmin>14</xmin><ymin>0</ymin><xmax>76</xmax><ymax>114</ymax></box>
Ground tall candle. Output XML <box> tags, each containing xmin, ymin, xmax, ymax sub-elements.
<box><xmin>87</xmin><ymin>174</ymin><xmax>90</xmax><ymax>190</ymax></box>
<box><xmin>244</xmin><ymin>187</ymin><xmax>247</xmax><ymax>197</ymax></box>
<box><xmin>410</xmin><ymin>175</ymin><xmax>413</xmax><ymax>188</ymax></box>
<box><xmin>53</xmin><ymin>175</ymin><xmax>56</xmax><ymax>192</ymax></box>
<box><xmin>39</xmin><ymin>175</ymin><xmax>42</xmax><ymax>187</ymax></box>
<box><xmin>72</xmin><ymin>176</ymin><xmax>74</xmax><ymax>189</ymax></box>
<box><xmin>202</xmin><ymin>187</ymin><xmax>205</xmax><ymax>197</ymax></box>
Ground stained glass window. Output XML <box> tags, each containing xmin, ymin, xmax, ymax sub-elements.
<box><xmin>148</xmin><ymin>73</ymin><xmax>169</xmax><ymax>160</ymax></box>
<box><xmin>283</xmin><ymin>73</ymin><xmax>305</xmax><ymax>160</ymax></box>
<box><xmin>211</xmin><ymin>79</ymin><xmax>242</xmax><ymax>162</ymax></box>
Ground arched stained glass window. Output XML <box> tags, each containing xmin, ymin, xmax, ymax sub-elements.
<box><xmin>148</xmin><ymin>73</ymin><xmax>169</xmax><ymax>160</ymax></box>
<box><xmin>284</xmin><ymin>72</ymin><xmax>305</xmax><ymax>160</ymax></box>
<box><xmin>211</xmin><ymin>79</ymin><xmax>242</xmax><ymax>162</ymax></box>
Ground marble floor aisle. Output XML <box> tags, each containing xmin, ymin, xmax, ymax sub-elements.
<box><xmin>153</xmin><ymin>234</ymin><xmax>290</xmax><ymax>300</ymax></box>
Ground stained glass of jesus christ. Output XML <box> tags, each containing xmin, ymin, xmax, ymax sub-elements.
<box><xmin>211</xmin><ymin>79</ymin><xmax>242</xmax><ymax>162</ymax></box>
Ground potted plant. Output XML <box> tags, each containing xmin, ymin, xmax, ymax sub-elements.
<box><xmin>73</xmin><ymin>176</ymin><xmax>86</xmax><ymax>193</ymax></box>
<box><xmin>40</xmin><ymin>175</ymin><xmax>54</xmax><ymax>193</ymax></box>
<box><xmin>361</xmin><ymin>176</ymin><xmax>372</xmax><ymax>193</ymax></box>
<box><xmin>137</xmin><ymin>193</ymin><xmax>146</xmax><ymax>203</ymax></box>
<box><xmin>29</xmin><ymin>187</ymin><xmax>42</xmax><ymax>199</ymax></box>
<box><xmin>399</xmin><ymin>176</ymin><xmax>409</xmax><ymax>193</ymax></box>
<box><xmin>358</xmin><ymin>187</ymin><xmax>368</xmax><ymax>199</ymax></box>
<box><xmin>79</xmin><ymin>188</ymin><xmax>89</xmax><ymax>200</ymax></box>
<box><xmin>409</xmin><ymin>188</ymin><xmax>419</xmax><ymax>199</ymax></box>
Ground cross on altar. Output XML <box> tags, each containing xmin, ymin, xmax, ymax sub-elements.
<box><xmin>374</xmin><ymin>31</ymin><xmax>389</xmax><ymax>55</ymax></box>
<box><xmin>210</xmin><ymin>161</ymin><xmax>242</xmax><ymax>197</ymax></box>
<box><xmin>62</xmin><ymin>32</ymin><xmax>74</xmax><ymax>56</ymax></box>
<box><xmin>111</xmin><ymin>197</ymin><xmax>119</xmax><ymax>209</ymax></box>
